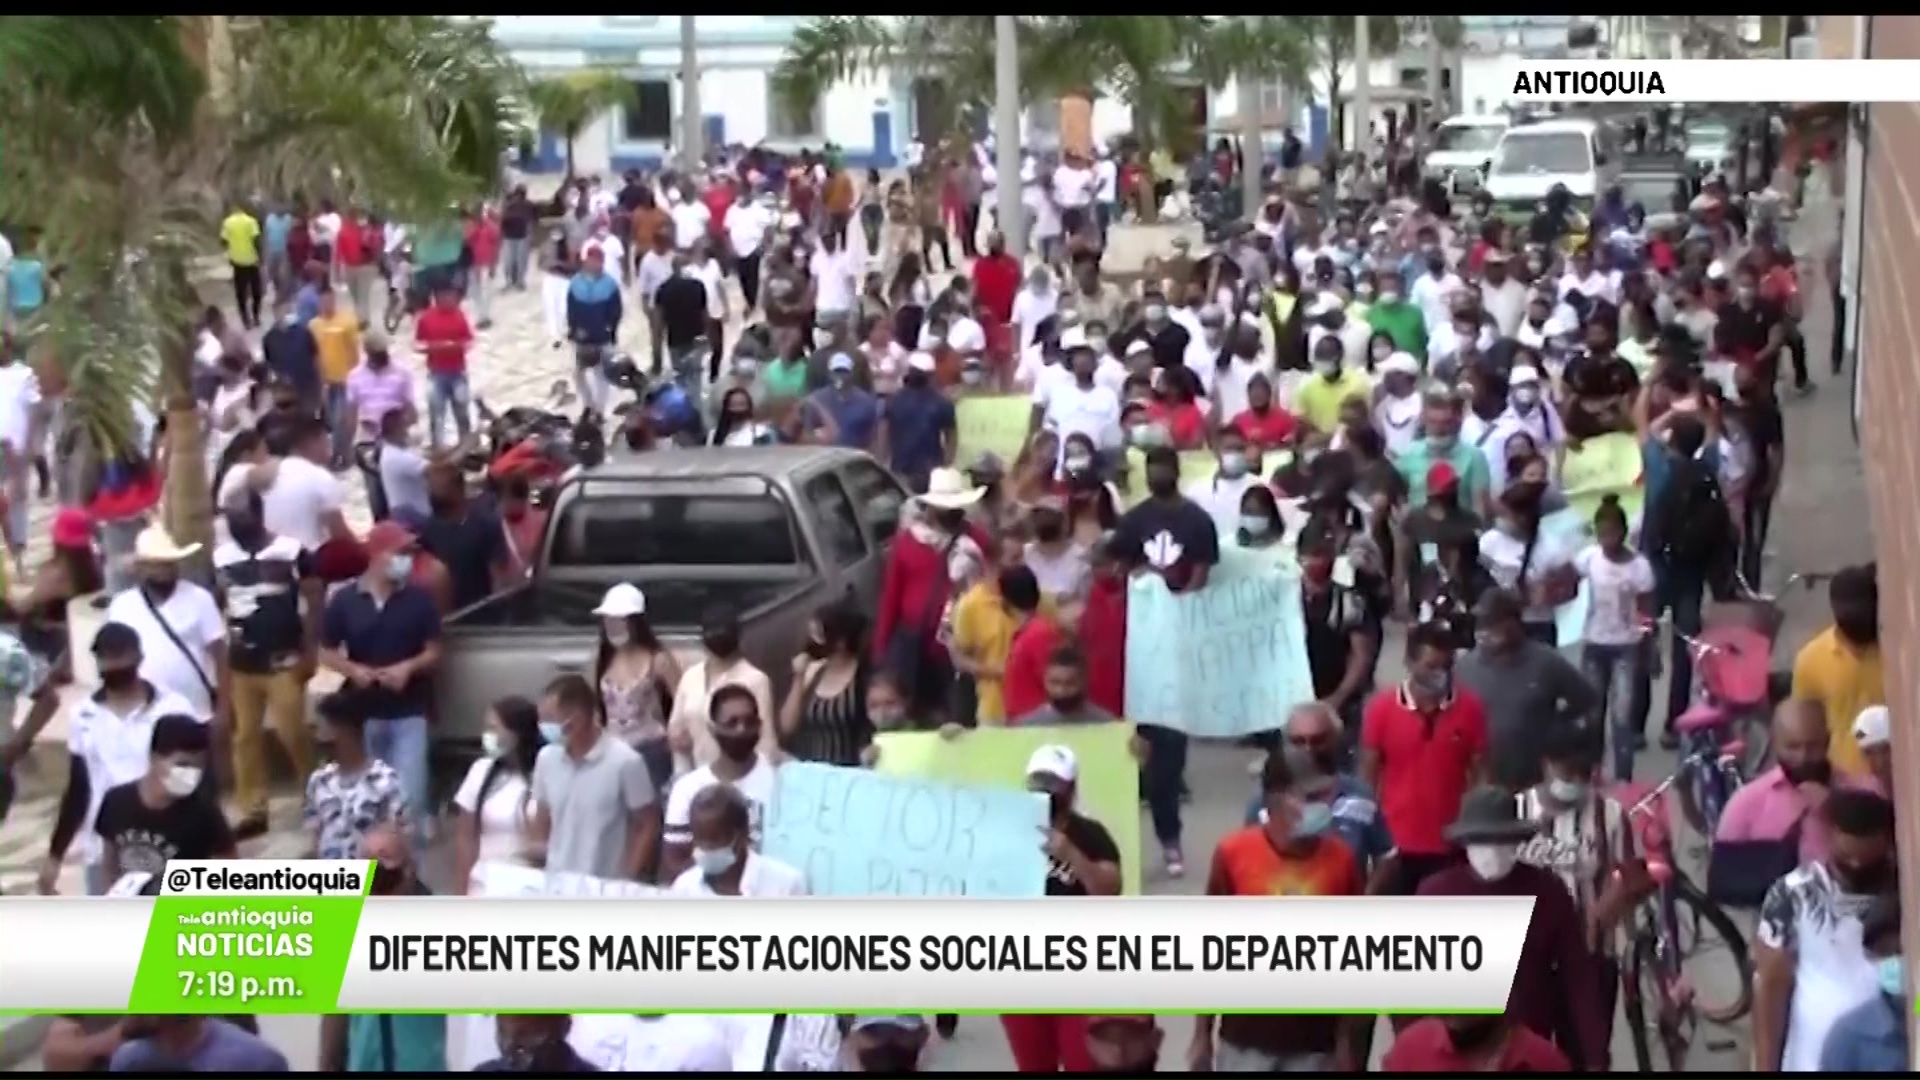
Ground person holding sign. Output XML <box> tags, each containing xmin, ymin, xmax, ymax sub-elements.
<box><xmin>1001</xmin><ymin>744</ymin><xmax>1121</xmax><ymax>1073</ymax></box>
<box><xmin>668</xmin><ymin>783</ymin><xmax>805</xmax><ymax>897</ymax></box>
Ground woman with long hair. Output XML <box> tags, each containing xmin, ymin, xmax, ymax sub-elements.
<box><xmin>591</xmin><ymin>582</ymin><xmax>680</xmax><ymax>791</ymax></box>
<box><xmin>709</xmin><ymin>387</ymin><xmax>760</xmax><ymax>447</ymax></box>
<box><xmin>451</xmin><ymin>695</ymin><xmax>545</xmax><ymax>895</ymax></box>
<box><xmin>778</xmin><ymin>602</ymin><xmax>873</xmax><ymax>767</ymax></box>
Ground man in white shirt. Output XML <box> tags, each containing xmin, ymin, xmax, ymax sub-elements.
<box><xmin>568</xmin><ymin>1013</ymin><xmax>734</xmax><ymax>1073</ymax></box>
<box><xmin>1479</xmin><ymin>251</ymin><xmax>1529</xmax><ymax>338</ymax></box>
<box><xmin>662</xmin><ymin>683</ymin><xmax>779</xmax><ymax>882</ymax></box>
<box><xmin>668</xmin><ymin>186</ymin><xmax>711</xmax><ymax>252</ymax></box>
<box><xmin>259</xmin><ymin>416</ymin><xmax>351</xmax><ymax>550</ymax></box>
<box><xmin>808</xmin><ymin>231</ymin><xmax>859</xmax><ymax>323</ymax></box>
<box><xmin>1092</xmin><ymin>148</ymin><xmax>1119</xmax><ymax>245</ymax></box>
<box><xmin>0</xmin><ymin>341</ymin><xmax>41</xmax><ymax>555</ymax></box>
<box><xmin>945</xmin><ymin>309</ymin><xmax>988</xmax><ymax>369</ymax></box>
<box><xmin>1183</xmin><ymin>305</ymin><xmax>1227</xmax><ymax>395</ymax></box>
<box><xmin>1011</xmin><ymin>268</ymin><xmax>1059</xmax><ymax>351</ymax></box>
<box><xmin>105</xmin><ymin>528</ymin><xmax>227</xmax><ymax>724</ymax></box>
<box><xmin>1410</xmin><ymin>247</ymin><xmax>1465</xmax><ymax>334</ymax></box>
<box><xmin>669</xmin><ymin>783</ymin><xmax>806</xmax><ymax>897</ymax></box>
<box><xmin>723</xmin><ymin>190</ymin><xmax>773</xmax><ymax>310</ymax></box>
<box><xmin>1467</xmin><ymin>365</ymin><xmax>1563</xmax><ymax>494</ymax></box>
<box><xmin>1557</xmin><ymin>250</ymin><xmax>1619</xmax><ymax>306</ymax></box>
<box><xmin>1032</xmin><ymin>329</ymin><xmax>1123</xmax><ymax>464</ymax></box>
<box><xmin>1303</xmin><ymin>295</ymin><xmax>1373</xmax><ymax>373</ymax></box>
<box><xmin>1051</xmin><ymin>151</ymin><xmax>1098</xmax><ymax>243</ymax></box>
<box><xmin>1185</xmin><ymin>427</ymin><xmax>1264</xmax><ymax>538</ymax></box>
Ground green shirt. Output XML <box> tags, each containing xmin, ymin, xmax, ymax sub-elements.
<box><xmin>1393</xmin><ymin>437</ymin><xmax>1494</xmax><ymax>510</ymax></box>
<box><xmin>413</xmin><ymin>224</ymin><xmax>464</xmax><ymax>270</ymax></box>
<box><xmin>1364</xmin><ymin>300</ymin><xmax>1427</xmax><ymax>358</ymax></box>
<box><xmin>761</xmin><ymin>357</ymin><xmax>811</xmax><ymax>401</ymax></box>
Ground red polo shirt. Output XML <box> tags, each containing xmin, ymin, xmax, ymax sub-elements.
<box><xmin>1360</xmin><ymin>684</ymin><xmax>1488</xmax><ymax>856</ymax></box>
<box><xmin>1381</xmin><ymin>1017</ymin><xmax>1569</xmax><ymax>1073</ymax></box>
<box><xmin>414</xmin><ymin>305</ymin><xmax>473</xmax><ymax>375</ymax></box>
<box><xmin>1003</xmin><ymin>615</ymin><xmax>1065</xmax><ymax>721</ymax></box>
<box><xmin>1230</xmin><ymin>405</ymin><xmax>1298</xmax><ymax>452</ymax></box>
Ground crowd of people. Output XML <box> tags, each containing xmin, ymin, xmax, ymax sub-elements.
<box><xmin>0</xmin><ymin>119</ymin><xmax>1900</xmax><ymax>1074</ymax></box>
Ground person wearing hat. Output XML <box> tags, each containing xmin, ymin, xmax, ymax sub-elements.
<box><xmin>1818</xmin><ymin>889</ymin><xmax>1908</xmax><ymax>1071</ymax></box>
<box><xmin>1086</xmin><ymin>1015</ymin><xmax>1161</xmax><ymax>1073</ymax></box>
<box><xmin>103</xmin><ymin>526</ymin><xmax>225</xmax><ymax>728</ymax></box>
<box><xmin>1851</xmin><ymin>704</ymin><xmax>1893</xmax><ymax>796</ymax></box>
<box><xmin>878</xmin><ymin>350</ymin><xmax>957</xmax><ymax>495</ymax></box>
<box><xmin>801</xmin><ymin>351</ymin><xmax>879</xmax><ymax>452</ymax></box>
<box><xmin>1030</xmin><ymin>327</ymin><xmax>1122</xmax><ymax>481</ymax></box>
<box><xmin>1414</xmin><ymin>786</ymin><xmax>1605</xmax><ymax>1069</ymax></box>
<box><xmin>871</xmin><ymin>467</ymin><xmax>985</xmax><ymax>716</ymax></box>
<box><xmin>1195</xmin><ymin>747</ymin><xmax>1366</xmax><ymax>1071</ymax></box>
<box><xmin>1002</xmin><ymin>744</ymin><xmax>1120</xmax><ymax>1072</ymax></box>
<box><xmin>318</xmin><ymin>520</ymin><xmax>442</xmax><ymax>846</ymax></box>
<box><xmin>38</xmin><ymin>621</ymin><xmax>200</xmax><ymax>895</ymax></box>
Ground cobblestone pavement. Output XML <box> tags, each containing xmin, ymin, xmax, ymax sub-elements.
<box><xmin>0</xmin><ymin>200</ymin><xmax>1862</xmax><ymax>1069</ymax></box>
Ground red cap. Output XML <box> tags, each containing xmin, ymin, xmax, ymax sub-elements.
<box><xmin>1426</xmin><ymin>461</ymin><xmax>1460</xmax><ymax>493</ymax></box>
<box><xmin>364</xmin><ymin>521</ymin><xmax>417</xmax><ymax>559</ymax></box>
<box><xmin>51</xmin><ymin>507</ymin><xmax>93</xmax><ymax>550</ymax></box>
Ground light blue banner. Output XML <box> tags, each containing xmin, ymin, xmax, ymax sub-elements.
<box><xmin>1123</xmin><ymin>544</ymin><xmax>1314</xmax><ymax>738</ymax></box>
<box><xmin>1541</xmin><ymin>508</ymin><xmax>1594</xmax><ymax>648</ymax></box>
<box><xmin>763</xmin><ymin>762</ymin><xmax>1049</xmax><ymax>898</ymax></box>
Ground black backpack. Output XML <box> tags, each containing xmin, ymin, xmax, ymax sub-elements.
<box><xmin>1658</xmin><ymin>461</ymin><xmax>1734</xmax><ymax>569</ymax></box>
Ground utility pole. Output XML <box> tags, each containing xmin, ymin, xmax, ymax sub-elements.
<box><xmin>994</xmin><ymin>15</ymin><xmax>1025</xmax><ymax>258</ymax></box>
<box><xmin>1352</xmin><ymin>15</ymin><xmax>1372</xmax><ymax>155</ymax></box>
<box><xmin>1237</xmin><ymin>27</ymin><xmax>1267</xmax><ymax>216</ymax></box>
<box><xmin>1424</xmin><ymin>16</ymin><xmax>1446</xmax><ymax>133</ymax></box>
<box><xmin>678</xmin><ymin>15</ymin><xmax>703</xmax><ymax>168</ymax></box>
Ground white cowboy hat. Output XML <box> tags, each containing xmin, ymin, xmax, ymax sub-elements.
<box><xmin>133</xmin><ymin>525</ymin><xmax>202</xmax><ymax>563</ymax></box>
<box><xmin>917</xmin><ymin>468</ymin><xmax>986</xmax><ymax>511</ymax></box>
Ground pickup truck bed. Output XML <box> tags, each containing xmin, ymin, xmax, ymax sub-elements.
<box><xmin>449</xmin><ymin>578</ymin><xmax>796</xmax><ymax>632</ymax></box>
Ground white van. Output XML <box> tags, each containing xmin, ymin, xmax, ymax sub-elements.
<box><xmin>1481</xmin><ymin>118</ymin><xmax>1621</xmax><ymax>209</ymax></box>
<box><xmin>1424</xmin><ymin>114</ymin><xmax>1509</xmax><ymax>195</ymax></box>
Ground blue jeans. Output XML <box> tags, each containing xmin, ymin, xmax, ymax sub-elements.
<box><xmin>365</xmin><ymin>715</ymin><xmax>430</xmax><ymax>850</ymax></box>
<box><xmin>323</xmin><ymin>382</ymin><xmax>350</xmax><ymax>465</ymax></box>
<box><xmin>426</xmin><ymin>371</ymin><xmax>471</xmax><ymax>449</ymax></box>
<box><xmin>1138</xmin><ymin>724</ymin><xmax>1187</xmax><ymax>849</ymax></box>
<box><xmin>1583</xmin><ymin>641</ymin><xmax>1651</xmax><ymax>781</ymax></box>
<box><xmin>502</xmin><ymin>236</ymin><xmax>531</xmax><ymax>290</ymax></box>
<box><xmin>1656</xmin><ymin>563</ymin><xmax>1706</xmax><ymax>732</ymax></box>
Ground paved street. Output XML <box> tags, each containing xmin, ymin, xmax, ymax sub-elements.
<box><xmin>0</xmin><ymin>185</ymin><xmax>1869</xmax><ymax>1070</ymax></box>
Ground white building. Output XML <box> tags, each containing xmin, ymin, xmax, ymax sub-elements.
<box><xmin>493</xmin><ymin>16</ymin><xmax>906</xmax><ymax>175</ymax></box>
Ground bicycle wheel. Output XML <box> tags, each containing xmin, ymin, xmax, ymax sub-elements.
<box><xmin>1620</xmin><ymin>921</ymin><xmax>1656</xmax><ymax>1073</ymax></box>
<box><xmin>1674</xmin><ymin>757</ymin><xmax>1715</xmax><ymax>837</ymax></box>
<box><xmin>1673</xmin><ymin>873</ymin><xmax>1754</xmax><ymax>1023</ymax></box>
<box><xmin>1625</xmin><ymin>926</ymin><xmax>1693</xmax><ymax>1072</ymax></box>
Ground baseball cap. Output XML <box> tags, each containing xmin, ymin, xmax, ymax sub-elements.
<box><xmin>1509</xmin><ymin>365</ymin><xmax>1542</xmax><ymax>387</ymax></box>
<box><xmin>1426</xmin><ymin>461</ymin><xmax>1460</xmax><ymax>494</ymax></box>
<box><xmin>1853</xmin><ymin>705</ymin><xmax>1891</xmax><ymax>749</ymax></box>
<box><xmin>828</xmin><ymin>351</ymin><xmax>856</xmax><ymax>373</ymax></box>
<box><xmin>1058</xmin><ymin>327</ymin><xmax>1091</xmax><ymax>351</ymax></box>
<box><xmin>1378</xmin><ymin>351</ymin><xmax>1420</xmax><ymax>377</ymax></box>
<box><xmin>907</xmin><ymin>351</ymin><xmax>937</xmax><ymax>373</ymax></box>
<box><xmin>1124</xmin><ymin>338</ymin><xmax>1152</xmax><ymax>358</ymax></box>
<box><xmin>1025</xmin><ymin>745</ymin><xmax>1078</xmax><ymax>783</ymax></box>
<box><xmin>364</xmin><ymin>521</ymin><xmax>418</xmax><ymax>559</ymax></box>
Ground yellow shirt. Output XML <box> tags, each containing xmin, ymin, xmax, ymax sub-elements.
<box><xmin>310</xmin><ymin>311</ymin><xmax>361</xmax><ymax>385</ymax></box>
<box><xmin>221</xmin><ymin>212</ymin><xmax>261</xmax><ymax>267</ymax></box>
<box><xmin>1791</xmin><ymin>625</ymin><xmax>1884</xmax><ymax>775</ymax></box>
<box><xmin>951</xmin><ymin>583</ymin><xmax>1055</xmax><ymax>725</ymax></box>
<box><xmin>1294</xmin><ymin>368</ymin><xmax>1372</xmax><ymax>434</ymax></box>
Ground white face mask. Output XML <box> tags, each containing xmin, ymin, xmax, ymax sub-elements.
<box><xmin>603</xmin><ymin>619</ymin><xmax>632</xmax><ymax>647</ymax></box>
<box><xmin>1465</xmin><ymin>843</ymin><xmax>1520</xmax><ymax>882</ymax></box>
<box><xmin>481</xmin><ymin>730</ymin><xmax>505</xmax><ymax>758</ymax></box>
<box><xmin>162</xmin><ymin>765</ymin><xmax>203</xmax><ymax>798</ymax></box>
<box><xmin>1512</xmin><ymin>385</ymin><xmax>1540</xmax><ymax>408</ymax></box>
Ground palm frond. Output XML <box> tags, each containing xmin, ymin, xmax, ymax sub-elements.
<box><xmin>526</xmin><ymin>68</ymin><xmax>637</xmax><ymax>141</ymax></box>
<box><xmin>770</xmin><ymin>17</ymin><xmax>903</xmax><ymax>122</ymax></box>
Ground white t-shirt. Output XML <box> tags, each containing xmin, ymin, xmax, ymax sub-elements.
<box><xmin>1017</xmin><ymin>347</ymin><xmax>1069</xmax><ymax>397</ymax></box>
<box><xmin>260</xmin><ymin>455</ymin><xmax>345</xmax><ymax>550</ymax></box>
<box><xmin>1185</xmin><ymin>473</ymin><xmax>1263</xmax><ymax>539</ymax></box>
<box><xmin>453</xmin><ymin>759</ymin><xmax>535</xmax><ymax>889</ymax></box>
<box><xmin>0</xmin><ymin>363</ymin><xmax>42</xmax><ymax>453</ymax></box>
<box><xmin>669</xmin><ymin>851</ymin><xmax>808</xmax><ymax>897</ymax></box>
<box><xmin>1051</xmin><ymin>164</ymin><xmax>1097</xmax><ymax>209</ymax></box>
<box><xmin>809</xmin><ymin>248</ymin><xmax>858</xmax><ymax>315</ymax></box>
<box><xmin>1481</xmin><ymin>279</ymin><xmax>1529</xmax><ymax>338</ymax></box>
<box><xmin>312</xmin><ymin>211</ymin><xmax>343</xmax><ymax>247</ymax></box>
<box><xmin>1036</xmin><ymin>378</ymin><xmax>1123</xmax><ymax>453</ymax></box>
<box><xmin>104</xmin><ymin>585</ymin><xmax>226</xmax><ymax>720</ymax></box>
<box><xmin>724</xmin><ymin>202</ymin><xmax>772</xmax><ymax>258</ymax></box>
<box><xmin>1093</xmin><ymin>159</ymin><xmax>1119</xmax><ymax>203</ymax></box>
<box><xmin>946</xmin><ymin>316</ymin><xmax>986</xmax><ymax>356</ymax></box>
<box><xmin>1477</xmin><ymin>527</ymin><xmax>1574</xmax><ymax>625</ymax></box>
<box><xmin>1209</xmin><ymin>356</ymin><xmax>1274</xmax><ymax>426</ymax></box>
<box><xmin>570</xmin><ymin>1013</ymin><xmax>734</xmax><ymax>1074</ymax></box>
<box><xmin>1557</xmin><ymin>269</ymin><xmax>1619</xmax><ymax>306</ymax></box>
<box><xmin>1011</xmin><ymin>288</ymin><xmax>1058</xmax><ymax>350</ymax></box>
<box><xmin>68</xmin><ymin>688</ymin><xmax>202</xmax><ymax>865</ymax></box>
<box><xmin>669</xmin><ymin>202</ymin><xmax>712</xmax><ymax>250</ymax></box>
<box><xmin>636</xmin><ymin>251</ymin><xmax>675</xmax><ymax>307</ymax></box>
<box><xmin>694</xmin><ymin>259</ymin><xmax>727</xmax><ymax>320</ymax></box>
<box><xmin>1373</xmin><ymin>392</ymin><xmax>1423</xmax><ymax>457</ymax></box>
<box><xmin>662</xmin><ymin>757</ymin><xmax>779</xmax><ymax>848</ymax></box>
<box><xmin>378</xmin><ymin>444</ymin><xmax>431</xmax><ymax>521</ymax></box>
<box><xmin>1572</xmin><ymin>545</ymin><xmax>1656</xmax><ymax>647</ymax></box>
<box><xmin>1411</xmin><ymin>272</ymin><xmax>1467</xmax><ymax>333</ymax></box>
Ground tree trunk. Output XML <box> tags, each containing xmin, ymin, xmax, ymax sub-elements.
<box><xmin>563</xmin><ymin>133</ymin><xmax>577</xmax><ymax>184</ymax></box>
<box><xmin>158</xmin><ymin>261</ymin><xmax>214</xmax><ymax>584</ymax></box>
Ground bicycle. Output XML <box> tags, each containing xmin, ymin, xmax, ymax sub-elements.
<box><xmin>1613</xmin><ymin>772</ymin><xmax>1754</xmax><ymax>1072</ymax></box>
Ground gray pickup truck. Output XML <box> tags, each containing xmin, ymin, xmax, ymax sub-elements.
<box><xmin>432</xmin><ymin>446</ymin><xmax>910</xmax><ymax>750</ymax></box>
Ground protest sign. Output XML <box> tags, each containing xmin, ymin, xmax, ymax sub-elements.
<box><xmin>872</xmin><ymin>723</ymin><xmax>1143</xmax><ymax>894</ymax></box>
<box><xmin>954</xmin><ymin>394</ymin><xmax>1029</xmax><ymax>466</ymax></box>
<box><xmin>764</xmin><ymin>762</ymin><xmax>1049</xmax><ymax>898</ymax></box>
<box><xmin>1559</xmin><ymin>432</ymin><xmax>1644</xmax><ymax>526</ymax></box>
<box><xmin>1124</xmin><ymin>545</ymin><xmax>1313</xmax><ymax>738</ymax></box>
<box><xmin>1540</xmin><ymin>508</ymin><xmax>1595</xmax><ymax>648</ymax></box>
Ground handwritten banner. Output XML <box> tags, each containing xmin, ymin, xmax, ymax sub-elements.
<box><xmin>764</xmin><ymin>762</ymin><xmax>1049</xmax><ymax>898</ymax></box>
<box><xmin>954</xmin><ymin>394</ymin><xmax>1030</xmax><ymax>467</ymax></box>
<box><xmin>1124</xmin><ymin>545</ymin><xmax>1313</xmax><ymax>738</ymax></box>
<box><xmin>1541</xmin><ymin>508</ymin><xmax>1595</xmax><ymax>649</ymax></box>
<box><xmin>872</xmin><ymin>723</ymin><xmax>1142</xmax><ymax>895</ymax></box>
<box><xmin>1559</xmin><ymin>432</ymin><xmax>1645</xmax><ymax>527</ymax></box>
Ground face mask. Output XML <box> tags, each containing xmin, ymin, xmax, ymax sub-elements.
<box><xmin>162</xmin><ymin>765</ymin><xmax>202</xmax><ymax>798</ymax></box>
<box><xmin>281</xmin><ymin>313</ymin><xmax>298</xmax><ymax>327</ymax></box>
<box><xmin>1370</xmin><ymin>343</ymin><xmax>1392</xmax><ymax>362</ymax></box>
<box><xmin>1408</xmin><ymin>668</ymin><xmax>1451</xmax><ymax>701</ymax></box>
<box><xmin>733</xmin><ymin>360</ymin><xmax>759</xmax><ymax>378</ymax></box>
<box><xmin>1736</xmin><ymin>287</ymin><xmax>1756</xmax><ymax>305</ymax></box>
<box><xmin>693</xmin><ymin>844</ymin><xmax>738</xmax><ymax>878</ymax></box>
<box><xmin>1378</xmin><ymin>290</ymin><xmax>1401</xmax><ymax>305</ymax></box>
<box><xmin>603</xmin><ymin>620</ymin><xmax>632</xmax><ymax>648</ymax></box>
<box><xmin>482</xmin><ymin>730</ymin><xmax>505</xmax><ymax>758</ymax></box>
<box><xmin>704</xmin><ymin>630</ymin><xmax>740</xmax><ymax>658</ymax></box>
<box><xmin>960</xmin><ymin>368</ymin><xmax>984</xmax><ymax>386</ymax></box>
<box><xmin>1314</xmin><ymin>360</ymin><xmax>1340</xmax><ymax>379</ymax></box>
<box><xmin>1878</xmin><ymin>955</ymin><xmax>1905</xmax><ymax>997</ymax></box>
<box><xmin>1547</xmin><ymin>778</ymin><xmax>1589</xmax><ymax>806</ymax></box>
<box><xmin>538</xmin><ymin>720</ymin><xmax>566</xmax><ymax>744</ymax></box>
<box><xmin>712</xmin><ymin>729</ymin><xmax>759</xmax><ymax>762</ymax></box>
<box><xmin>143</xmin><ymin>575</ymin><xmax>179</xmax><ymax>599</ymax></box>
<box><xmin>1426</xmin><ymin>433</ymin><xmax>1456</xmax><ymax>452</ymax></box>
<box><xmin>1144</xmin><ymin>304</ymin><xmax>1167</xmax><ymax>323</ymax></box>
<box><xmin>1465</xmin><ymin>843</ymin><xmax>1520</xmax><ymax>882</ymax></box>
<box><xmin>1356</xmin><ymin>283</ymin><xmax>1376</xmax><ymax>300</ymax></box>
<box><xmin>1218</xmin><ymin>452</ymin><xmax>1248</xmax><ymax>479</ymax></box>
<box><xmin>1087</xmin><ymin>336</ymin><xmax>1107</xmax><ymax>354</ymax></box>
<box><xmin>1063</xmin><ymin>453</ymin><xmax>1093</xmax><ymax>473</ymax></box>
<box><xmin>100</xmin><ymin>666</ymin><xmax>140</xmax><ymax>693</ymax></box>
<box><xmin>1239</xmin><ymin>515</ymin><xmax>1271</xmax><ymax>537</ymax></box>
<box><xmin>386</xmin><ymin>554</ymin><xmax>413</xmax><ymax>583</ymax></box>
<box><xmin>1513</xmin><ymin>386</ymin><xmax>1540</xmax><ymax>407</ymax></box>
<box><xmin>1295</xmin><ymin>802</ymin><xmax>1333</xmax><ymax>838</ymax></box>
<box><xmin>1781</xmin><ymin>759</ymin><xmax>1833</xmax><ymax>787</ymax></box>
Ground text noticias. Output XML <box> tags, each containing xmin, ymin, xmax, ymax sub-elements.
<box><xmin>366</xmin><ymin>931</ymin><xmax>1483</xmax><ymax>975</ymax></box>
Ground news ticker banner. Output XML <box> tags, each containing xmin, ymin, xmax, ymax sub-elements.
<box><xmin>0</xmin><ymin>861</ymin><xmax>1532</xmax><ymax>1014</ymax></box>
<box><xmin>1499</xmin><ymin>59</ymin><xmax>1920</xmax><ymax>102</ymax></box>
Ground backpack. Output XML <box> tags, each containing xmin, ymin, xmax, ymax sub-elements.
<box><xmin>1658</xmin><ymin>460</ymin><xmax>1733</xmax><ymax>569</ymax></box>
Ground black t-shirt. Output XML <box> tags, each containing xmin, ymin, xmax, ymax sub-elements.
<box><xmin>1563</xmin><ymin>350</ymin><xmax>1639</xmax><ymax>402</ymax></box>
<box><xmin>419</xmin><ymin>509</ymin><xmax>507</xmax><ymax>612</ymax></box>
<box><xmin>1713</xmin><ymin>299</ymin><xmax>1784</xmax><ymax>355</ymax></box>
<box><xmin>93</xmin><ymin>782</ymin><xmax>235</xmax><ymax>874</ymax></box>
<box><xmin>655</xmin><ymin>275</ymin><xmax>710</xmax><ymax>351</ymax></box>
<box><xmin>1146</xmin><ymin>322</ymin><xmax>1191</xmax><ymax>373</ymax></box>
<box><xmin>1303</xmin><ymin>580</ymin><xmax>1380</xmax><ymax>699</ymax></box>
<box><xmin>499</xmin><ymin>199</ymin><xmax>536</xmax><ymax>242</ymax></box>
<box><xmin>1046</xmin><ymin>812</ymin><xmax>1121</xmax><ymax>897</ymax></box>
<box><xmin>1115</xmin><ymin>495</ymin><xmax>1220</xmax><ymax>591</ymax></box>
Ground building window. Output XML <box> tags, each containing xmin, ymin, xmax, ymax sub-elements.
<box><xmin>767</xmin><ymin>90</ymin><xmax>822</xmax><ymax>141</ymax></box>
<box><xmin>623</xmin><ymin>80</ymin><xmax>672</xmax><ymax>142</ymax></box>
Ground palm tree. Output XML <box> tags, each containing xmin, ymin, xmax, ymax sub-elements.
<box><xmin>0</xmin><ymin>16</ymin><xmax>523</xmax><ymax>556</ymax></box>
<box><xmin>525</xmin><ymin>69</ymin><xmax>638</xmax><ymax>184</ymax></box>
